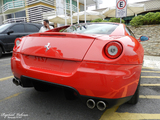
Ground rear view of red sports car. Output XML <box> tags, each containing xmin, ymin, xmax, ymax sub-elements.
<box><xmin>11</xmin><ymin>23</ymin><xmax>149</xmax><ymax>111</ymax></box>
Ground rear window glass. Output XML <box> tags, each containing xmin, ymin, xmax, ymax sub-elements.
<box><xmin>25</xmin><ymin>24</ymin><xmax>40</xmax><ymax>32</ymax></box>
<box><xmin>10</xmin><ymin>24</ymin><xmax>25</xmax><ymax>33</ymax></box>
<box><xmin>63</xmin><ymin>23</ymin><xmax>118</xmax><ymax>35</ymax></box>
<box><xmin>0</xmin><ymin>24</ymin><xmax>11</xmax><ymax>33</ymax></box>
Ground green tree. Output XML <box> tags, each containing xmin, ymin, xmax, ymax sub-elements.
<box><xmin>130</xmin><ymin>12</ymin><xmax>160</xmax><ymax>27</ymax></box>
<box><xmin>143</xmin><ymin>12</ymin><xmax>155</xmax><ymax>25</ymax></box>
<box><xmin>91</xmin><ymin>18</ymin><xmax>103</xmax><ymax>22</ymax></box>
<box><xmin>108</xmin><ymin>17</ymin><xmax>125</xmax><ymax>23</ymax></box>
<box><xmin>130</xmin><ymin>15</ymin><xmax>144</xmax><ymax>27</ymax></box>
<box><xmin>153</xmin><ymin>12</ymin><xmax>160</xmax><ymax>24</ymax></box>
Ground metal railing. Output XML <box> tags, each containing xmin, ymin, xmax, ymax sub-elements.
<box><xmin>66</xmin><ymin>3</ymin><xmax>77</xmax><ymax>13</ymax></box>
<box><xmin>1</xmin><ymin>0</ymin><xmax>25</xmax><ymax>12</ymax></box>
<box><xmin>3</xmin><ymin>17</ymin><xmax>27</xmax><ymax>23</ymax></box>
<box><xmin>26</xmin><ymin>0</ymin><xmax>55</xmax><ymax>6</ymax></box>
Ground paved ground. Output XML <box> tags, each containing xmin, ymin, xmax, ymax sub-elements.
<box><xmin>0</xmin><ymin>53</ymin><xmax>160</xmax><ymax>120</ymax></box>
<box><xmin>143</xmin><ymin>55</ymin><xmax>160</xmax><ymax>70</ymax></box>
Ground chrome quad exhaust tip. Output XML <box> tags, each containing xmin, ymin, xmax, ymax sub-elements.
<box><xmin>86</xmin><ymin>99</ymin><xmax>96</xmax><ymax>109</ymax></box>
<box><xmin>97</xmin><ymin>101</ymin><xmax>107</xmax><ymax>111</ymax></box>
<box><xmin>13</xmin><ymin>78</ymin><xmax>20</xmax><ymax>86</ymax></box>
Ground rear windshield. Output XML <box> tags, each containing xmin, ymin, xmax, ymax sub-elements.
<box><xmin>63</xmin><ymin>23</ymin><xmax>118</xmax><ymax>35</ymax></box>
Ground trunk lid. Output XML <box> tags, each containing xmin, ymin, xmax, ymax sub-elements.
<box><xmin>21</xmin><ymin>32</ymin><xmax>95</xmax><ymax>61</ymax></box>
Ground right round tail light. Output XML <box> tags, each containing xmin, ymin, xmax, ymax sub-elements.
<box><xmin>104</xmin><ymin>41</ymin><xmax>123</xmax><ymax>59</ymax></box>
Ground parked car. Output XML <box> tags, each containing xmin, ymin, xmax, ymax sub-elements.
<box><xmin>0</xmin><ymin>22</ymin><xmax>42</xmax><ymax>57</ymax></box>
<box><xmin>11</xmin><ymin>23</ymin><xmax>149</xmax><ymax>111</ymax></box>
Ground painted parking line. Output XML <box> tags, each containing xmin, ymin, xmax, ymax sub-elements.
<box><xmin>141</xmin><ymin>71</ymin><xmax>160</xmax><ymax>73</ymax></box>
<box><xmin>141</xmin><ymin>76</ymin><xmax>160</xmax><ymax>78</ymax></box>
<box><xmin>0</xmin><ymin>92</ymin><xmax>22</xmax><ymax>103</ymax></box>
<box><xmin>141</xmin><ymin>84</ymin><xmax>160</xmax><ymax>86</ymax></box>
<box><xmin>106</xmin><ymin>112</ymin><xmax>160</xmax><ymax>120</ymax></box>
<box><xmin>142</xmin><ymin>67</ymin><xmax>160</xmax><ymax>70</ymax></box>
<box><xmin>139</xmin><ymin>95</ymin><xmax>160</xmax><ymax>99</ymax></box>
<box><xmin>99</xmin><ymin>106</ymin><xmax>119</xmax><ymax>120</ymax></box>
<box><xmin>0</xmin><ymin>76</ymin><xmax>13</xmax><ymax>81</ymax></box>
<box><xmin>100</xmin><ymin>105</ymin><xmax>160</xmax><ymax>120</ymax></box>
<box><xmin>1</xmin><ymin>64</ymin><xmax>11</xmax><ymax>66</ymax></box>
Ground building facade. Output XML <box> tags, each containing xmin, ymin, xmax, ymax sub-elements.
<box><xmin>0</xmin><ymin>0</ymin><xmax>102</xmax><ymax>25</ymax></box>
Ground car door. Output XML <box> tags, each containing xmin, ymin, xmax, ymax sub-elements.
<box><xmin>5</xmin><ymin>24</ymin><xmax>27</xmax><ymax>51</ymax></box>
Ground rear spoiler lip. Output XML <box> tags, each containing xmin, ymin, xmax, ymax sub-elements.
<box><xmin>28</xmin><ymin>31</ymin><xmax>98</xmax><ymax>39</ymax></box>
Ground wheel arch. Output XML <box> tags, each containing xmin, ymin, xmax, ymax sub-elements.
<box><xmin>0</xmin><ymin>43</ymin><xmax>5</xmax><ymax>53</ymax></box>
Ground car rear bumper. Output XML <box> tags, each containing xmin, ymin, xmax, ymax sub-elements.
<box><xmin>11</xmin><ymin>53</ymin><xmax>142</xmax><ymax>100</ymax></box>
<box><xmin>13</xmin><ymin>75</ymin><xmax>132</xmax><ymax>109</ymax></box>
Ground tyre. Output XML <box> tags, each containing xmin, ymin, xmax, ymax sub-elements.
<box><xmin>0</xmin><ymin>47</ymin><xmax>2</xmax><ymax>58</ymax></box>
<box><xmin>33</xmin><ymin>81</ymin><xmax>53</xmax><ymax>92</ymax></box>
<box><xmin>128</xmin><ymin>76</ymin><xmax>141</xmax><ymax>104</ymax></box>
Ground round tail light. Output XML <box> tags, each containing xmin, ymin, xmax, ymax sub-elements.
<box><xmin>104</xmin><ymin>41</ymin><xmax>123</xmax><ymax>59</ymax></box>
<box><xmin>15</xmin><ymin>38</ymin><xmax>22</xmax><ymax>48</ymax></box>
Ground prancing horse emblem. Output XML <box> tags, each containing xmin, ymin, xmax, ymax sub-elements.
<box><xmin>45</xmin><ymin>43</ymin><xmax>51</xmax><ymax>52</ymax></box>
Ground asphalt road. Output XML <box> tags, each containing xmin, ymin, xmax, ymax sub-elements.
<box><xmin>0</xmin><ymin>53</ymin><xmax>160</xmax><ymax>120</ymax></box>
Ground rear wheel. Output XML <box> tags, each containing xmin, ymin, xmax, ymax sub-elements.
<box><xmin>33</xmin><ymin>81</ymin><xmax>53</xmax><ymax>92</ymax></box>
<box><xmin>128</xmin><ymin>76</ymin><xmax>141</xmax><ymax>104</ymax></box>
<box><xmin>0</xmin><ymin>47</ymin><xmax>2</xmax><ymax>58</ymax></box>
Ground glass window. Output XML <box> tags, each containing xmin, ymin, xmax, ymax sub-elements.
<box><xmin>15</xmin><ymin>10</ymin><xmax>26</xmax><ymax>18</ymax></box>
<box><xmin>25</xmin><ymin>24</ymin><xmax>39</xmax><ymax>32</ymax></box>
<box><xmin>6</xmin><ymin>13</ymin><xmax>14</xmax><ymax>19</ymax></box>
<box><xmin>63</xmin><ymin>23</ymin><xmax>118</xmax><ymax>35</ymax></box>
<box><xmin>10</xmin><ymin>24</ymin><xmax>25</xmax><ymax>33</ymax></box>
<box><xmin>3</xmin><ymin>0</ymin><xmax>12</xmax><ymax>4</ymax></box>
<box><xmin>0</xmin><ymin>24</ymin><xmax>11</xmax><ymax>33</ymax></box>
<box><xmin>125</xmin><ymin>27</ymin><xmax>135</xmax><ymax>38</ymax></box>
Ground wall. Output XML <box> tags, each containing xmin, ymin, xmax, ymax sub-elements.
<box><xmin>129</xmin><ymin>25</ymin><xmax>160</xmax><ymax>56</ymax></box>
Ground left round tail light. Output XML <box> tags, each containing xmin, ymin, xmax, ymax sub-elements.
<box><xmin>15</xmin><ymin>38</ymin><xmax>22</xmax><ymax>48</ymax></box>
<box><xmin>104</xmin><ymin>41</ymin><xmax>123</xmax><ymax>59</ymax></box>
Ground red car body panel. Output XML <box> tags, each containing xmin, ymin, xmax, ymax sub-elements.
<box><xmin>11</xmin><ymin>23</ymin><xmax>143</xmax><ymax>100</ymax></box>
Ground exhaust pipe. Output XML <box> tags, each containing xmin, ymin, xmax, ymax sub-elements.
<box><xmin>97</xmin><ymin>101</ymin><xmax>107</xmax><ymax>111</ymax></box>
<box><xmin>86</xmin><ymin>99</ymin><xmax>95</xmax><ymax>109</ymax></box>
<box><xmin>13</xmin><ymin>78</ymin><xmax>20</xmax><ymax>86</ymax></box>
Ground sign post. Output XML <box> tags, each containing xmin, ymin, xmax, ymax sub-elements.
<box><xmin>116</xmin><ymin>0</ymin><xmax>127</xmax><ymax>23</ymax></box>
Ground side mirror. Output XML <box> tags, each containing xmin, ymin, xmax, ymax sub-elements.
<box><xmin>7</xmin><ymin>29</ymin><xmax>14</xmax><ymax>35</ymax></box>
<box><xmin>139</xmin><ymin>36</ymin><xmax>149</xmax><ymax>42</ymax></box>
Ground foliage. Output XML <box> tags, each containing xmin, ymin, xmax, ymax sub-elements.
<box><xmin>91</xmin><ymin>18</ymin><xmax>125</xmax><ymax>23</ymax></box>
<box><xmin>108</xmin><ymin>17</ymin><xmax>125</xmax><ymax>23</ymax></box>
<box><xmin>130</xmin><ymin>15</ymin><xmax>144</xmax><ymax>27</ymax></box>
<box><xmin>130</xmin><ymin>12</ymin><xmax>160</xmax><ymax>27</ymax></box>
<box><xmin>91</xmin><ymin>18</ymin><xmax>103</xmax><ymax>22</ymax></box>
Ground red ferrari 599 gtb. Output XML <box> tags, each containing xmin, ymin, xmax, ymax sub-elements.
<box><xmin>11</xmin><ymin>23</ymin><xmax>149</xmax><ymax>111</ymax></box>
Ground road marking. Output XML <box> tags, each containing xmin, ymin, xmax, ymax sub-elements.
<box><xmin>100</xmin><ymin>106</ymin><xmax>119</xmax><ymax>120</ymax></box>
<box><xmin>0</xmin><ymin>92</ymin><xmax>22</xmax><ymax>103</ymax></box>
<box><xmin>140</xmin><ymin>95</ymin><xmax>160</xmax><ymax>99</ymax></box>
<box><xmin>107</xmin><ymin>112</ymin><xmax>160</xmax><ymax>119</ymax></box>
<box><xmin>142</xmin><ymin>66</ymin><xmax>156</xmax><ymax>69</ymax></box>
<box><xmin>100</xmin><ymin>106</ymin><xmax>160</xmax><ymax>120</ymax></box>
<box><xmin>1</xmin><ymin>64</ymin><xmax>11</xmax><ymax>66</ymax></box>
<box><xmin>141</xmin><ymin>84</ymin><xmax>160</xmax><ymax>86</ymax></box>
<box><xmin>0</xmin><ymin>76</ymin><xmax>13</xmax><ymax>81</ymax></box>
<box><xmin>141</xmin><ymin>71</ymin><xmax>160</xmax><ymax>73</ymax></box>
<box><xmin>141</xmin><ymin>76</ymin><xmax>160</xmax><ymax>78</ymax></box>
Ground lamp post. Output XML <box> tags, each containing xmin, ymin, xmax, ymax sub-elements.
<box><xmin>70</xmin><ymin>0</ymin><xmax>73</xmax><ymax>25</ymax></box>
<box><xmin>84</xmin><ymin>0</ymin><xmax>86</xmax><ymax>23</ymax></box>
